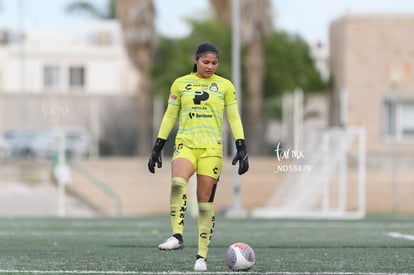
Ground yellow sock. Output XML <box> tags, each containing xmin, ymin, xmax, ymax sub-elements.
<box><xmin>170</xmin><ymin>177</ymin><xmax>187</xmax><ymax>236</ymax></box>
<box><xmin>197</xmin><ymin>202</ymin><xmax>215</xmax><ymax>258</ymax></box>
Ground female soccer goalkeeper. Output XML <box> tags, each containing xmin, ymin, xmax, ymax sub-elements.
<box><xmin>148</xmin><ymin>42</ymin><xmax>249</xmax><ymax>272</ymax></box>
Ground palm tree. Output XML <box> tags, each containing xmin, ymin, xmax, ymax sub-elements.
<box><xmin>210</xmin><ymin>0</ymin><xmax>273</xmax><ymax>154</ymax></box>
<box><xmin>116</xmin><ymin>0</ymin><xmax>157</xmax><ymax>155</ymax></box>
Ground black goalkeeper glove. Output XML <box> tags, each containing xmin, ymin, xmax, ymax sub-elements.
<box><xmin>148</xmin><ymin>138</ymin><xmax>166</xmax><ymax>174</ymax></box>
<box><xmin>232</xmin><ymin>139</ymin><xmax>249</xmax><ymax>175</ymax></box>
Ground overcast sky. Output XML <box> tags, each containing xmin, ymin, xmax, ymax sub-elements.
<box><xmin>0</xmin><ymin>0</ymin><xmax>413</xmax><ymax>44</ymax></box>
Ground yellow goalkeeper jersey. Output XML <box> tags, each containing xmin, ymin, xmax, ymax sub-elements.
<box><xmin>157</xmin><ymin>72</ymin><xmax>245</xmax><ymax>149</ymax></box>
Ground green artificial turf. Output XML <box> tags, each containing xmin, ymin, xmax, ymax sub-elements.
<box><xmin>0</xmin><ymin>215</ymin><xmax>413</xmax><ymax>274</ymax></box>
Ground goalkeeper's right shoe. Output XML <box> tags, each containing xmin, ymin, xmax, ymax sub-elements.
<box><xmin>158</xmin><ymin>235</ymin><xmax>184</xmax><ymax>250</ymax></box>
<box><xmin>194</xmin><ymin>257</ymin><xmax>207</xmax><ymax>271</ymax></box>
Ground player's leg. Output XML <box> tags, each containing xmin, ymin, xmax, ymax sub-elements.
<box><xmin>170</xmin><ymin>158</ymin><xmax>194</xmax><ymax>238</ymax></box>
<box><xmin>196</xmin><ymin>174</ymin><xmax>217</xmax><ymax>256</ymax></box>
<box><xmin>159</xmin><ymin>145</ymin><xmax>196</xmax><ymax>250</ymax></box>
<box><xmin>194</xmin><ymin>150</ymin><xmax>222</xmax><ymax>271</ymax></box>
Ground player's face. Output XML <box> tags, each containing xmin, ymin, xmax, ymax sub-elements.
<box><xmin>195</xmin><ymin>53</ymin><xmax>218</xmax><ymax>78</ymax></box>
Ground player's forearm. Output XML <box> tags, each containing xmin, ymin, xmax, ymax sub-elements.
<box><xmin>226</xmin><ymin>103</ymin><xmax>245</xmax><ymax>140</ymax></box>
<box><xmin>157</xmin><ymin>104</ymin><xmax>179</xmax><ymax>139</ymax></box>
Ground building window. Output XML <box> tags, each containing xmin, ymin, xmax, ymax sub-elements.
<box><xmin>383</xmin><ymin>97</ymin><xmax>414</xmax><ymax>142</ymax></box>
<box><xmin>69</xmin><ymin>66</ymin><xmax>86</xmax><ymax>90</ymax></box>
<box><xmin>44</xmin><ymin>65</ymin><xmax>60</xmax><ymax>90</ymax></box>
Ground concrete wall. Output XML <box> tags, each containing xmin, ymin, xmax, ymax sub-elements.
<box><xmin>330</xmin><ymin>14</ymin><xmax>414</xmax><ymax>154</ymax></box>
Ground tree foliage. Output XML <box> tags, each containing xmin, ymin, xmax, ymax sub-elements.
<box><xmin>262</xmin><ymin>31</ymin><xmax>328</xmax><ymax>119</ymax></box>
<box><xmin>151</xmin><ymin>20</ymin><xmax>328</xmax><ymax>121</ymax></box>
<box><xmin>263</xmin><ymin>31</ymin><xmax>327</xmax><ymax>97</ymax></box>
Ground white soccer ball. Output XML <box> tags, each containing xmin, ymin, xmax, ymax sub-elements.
<box><xmin>225</xmin><ymin>242</ymin><xmax>256</xmax><ymax>271</ymax></box>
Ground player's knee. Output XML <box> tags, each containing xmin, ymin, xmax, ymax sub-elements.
<box><xmin>198</xmin><ymin>183</ymin><xmax>217</xmax><ymax>203</ymax></box>
<box><xmin>198</xmin><ymin>202</ymin><xmax>213</xmax><ymax>212</ymax></box>
<box><xmin>171</xmin><ymin>177</ymin><xmax>187</xmax><ymax>187</ymax></box>
<box><xmin>171</xmin><ymin>177</ymin><xmax>187</xmax><ymax>200</ymax></box>
<box><xmin>208</xmin><ymin>183</ymin><xmax>217</xmax><ymax>202</ymax></box>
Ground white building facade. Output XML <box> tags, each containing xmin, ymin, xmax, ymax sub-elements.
<box><xmin>0</xmin><ymin>21</ymin><xmax>139</xmax><ymax>157</ymax></box>
<box><xmin>0</xmin><ymin>20</ymin><xmax>137</xmax><ymax>95</ymax></box>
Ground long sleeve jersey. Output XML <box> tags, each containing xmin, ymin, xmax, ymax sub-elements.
<box><xmin>157</xmin><ymin>72</ymin><xmax>245</xmax><ymax>149</ymax></box>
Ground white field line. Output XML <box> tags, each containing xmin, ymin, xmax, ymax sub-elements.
<box><xmin>0</xmin><ymin>271</ymin><xmax>413</xmax><ymax>275</ymax></box>
<box><xmin>0</xmin><ymin>231</ymin><xmax>148</xmax><ymax>237</ymax></box>
<box><xmin>387</xmin><ymin>232</ymin><xmax>414</xmax><ymax>241</ymax></box>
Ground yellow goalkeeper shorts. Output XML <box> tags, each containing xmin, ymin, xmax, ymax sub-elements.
<box><xmin>172</xmin><ymin>143</ymin><xmax>223</xmax><ymax>180</ymax></box>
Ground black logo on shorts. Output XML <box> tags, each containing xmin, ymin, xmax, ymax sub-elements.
<box><xmin>174</xmin><ymin>143</ymin><xmax>183</xmax><ymax>151</ymax></box>
<box><xmin>213</xmin><ymin>167</ymin><xmax>218</xmax><ymax>174</ymax></box>
<box><xmin>174</xmin><ymin>143</ymin><xmax>183</xmax><ymax>157</ymax></box>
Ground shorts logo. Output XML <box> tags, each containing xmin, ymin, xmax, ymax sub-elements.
<box><xmin>213</xmin><ymin>167</ymin><xmax>218</xmax><ymax>174</ymax></box>
<box><xmin>174</xmin><ymin>143</ymin><xmax>183</xmax><ymax>156</ymax></box>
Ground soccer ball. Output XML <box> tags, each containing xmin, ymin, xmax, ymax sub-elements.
<box><xmin>225</xmin><ymin>242</ymin><xmax>255</xmax><ymax>271</ymax></box>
